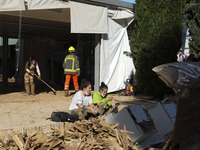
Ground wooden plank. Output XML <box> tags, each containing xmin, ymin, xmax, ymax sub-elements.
<box><xmin>111</xmin><ymin>122</ymin><xmax>120</xmax><ymax>129</ymax></box>
<box><xmin>121</xmin><ymin>130</ymin><xmax>134</xmax><ymax>134</ymax></box>
<box><xmin>0</xmin><ymin>118</ymin><xmax>139</xmax><ymax>150</ymax></box>
<box><xmin>84</xmin><ymin>144</ymin><xmax>93</xmax><ymax>150</ymax></box>
<box><xmin>0</xmin><ymin>139</ymin><xmax>7</xmax><ymax>147</ymax></box>
<box><xmin>121</xmin><ymin>132</ymin><xmax>128</xmax><ymax>150</ymax></box>
<box><xmin>108</xmin><ymin>136</ymin><xmax>121</xmax><ymax>150</ymax></box>
<box><xmin>46</xmin><ymin>138</ymin><xmax>54</xmax><ymax>143</ymax></box>
<box><xmin>65</xmin><ymin>129</ymin><xmax>79</xmax><ymax>135</ymax></box>
<box><xmin>109</xmin><ymin>145</ymin><xmax>115</xmax><ymax>150</ymax></box>
<box><xmin>23</xmin><ymin>136</ymin><xmax>31</xmax><ymax>150</ymax></box>
<box><xmin>115</xmin><ymin>129</ymin><xmax>122</xmax><ymax>146</ymax></box>
<box><xmin>13</xmin><ymin>135</ymin><xmax>24</xmax><ymax>150</ymax></box>
<box><xmin>124</xmin><ymin>124</ymin><xmax>126</xmax><ymax>131</ymax></box>
<box><xmin>52</xmin><ymin>141</ymin><xmax>62</xmax><ymax>148</ymax></box>
<box><xmin>29</xmin><ymin>131</ymin><xmax>37</xmax><ymax>138</ymax></box>
<box><xmin>101</xmin><ymin>127</ymin><xmax>109</xmax><ymax>132</ymax></box>
<box><xmin>31</xmin><ymin>134</ymin><xmax>47</xmax><ymax>145</ymax></box>
<box><xmin>73</xmin><ymin>124</ymin><xmax>87</xmax><ymax>133</ymax></box>
<box><xmin>77</xmin><ymin>141</ymin><xmax>87</xmax><ymax>150</ymax></box>
<box><xmin>108</xmin><ymin>130</ymin><xmax>116</xmax><ymax>137</ymax></box>
<box><xmin>128</xmin><ymin>140</ymin><xmax>139</xmax><ymax>150</ymax></box>
<box><xmin>18</xmin><ymin>134</ymin><xmax>25</xmax><ymax>146</ymax></box>
<box><xmin>101</xmin><ymin>103</ymin><xmax>120</xmax><ymax>118</ymax></box>
<box><xmin>58</xmin><ymin>129</ymin><xmax>65</xmax><ymax>137</ymax></box>
<box><xmin>162</xmin><ymin>137</ymin><xmax>172</xmax><ymax>150</ymax></box>
<box><xmin>118</xmin><ymin>130</ymin><xmax>124</xmax><ymax>148</ymax></box>
<box><xmin>47</xmin><ymin>141</ymin><xmax>55</xmax><ymax>150</ymax></box>
<box><xmin>29</xmin><ymin>147</ymin><xmax>35</xmax><ymax>150</ymax></box>
<box><xmin>98</xmin><ymin>116</ymin><xmax>112</xmax><ymax>128</ymax></box>
<box><xmin>93</xmin><ymin>145</ymin><xmax>104</xmax><ymax>149</ymax></box>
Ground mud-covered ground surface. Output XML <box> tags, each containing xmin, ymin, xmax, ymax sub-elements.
<box><xmin>0</xmin><ymin>87</ymin><xmax>199</xmax><ymax>149</ymax></box>
<box><xmin>0</xmin><ymin>86</ymin><xmax>152</xmax><ymax>133</ymax></box>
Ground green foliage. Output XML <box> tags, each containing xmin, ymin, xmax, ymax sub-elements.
<box><xmin>130</xmin><ymin>0</ymin><xmax>186</xmax><ymax>98</ymax></box>
<box><xmin>185</xmin><ymin>0</ymin><xmax>200</xmax><ymax>60</ymax></box>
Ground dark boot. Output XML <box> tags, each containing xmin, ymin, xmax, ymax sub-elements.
<box><xmin>64</xmin><ymin>90</ymin><xmax>69</xmax><ymax>97</ymax></box>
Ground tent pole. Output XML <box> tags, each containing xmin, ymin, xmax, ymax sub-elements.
<box><xmin>94</xmin><ymin>34</ymin><xmax>100</xmax><ymax>91</ymax></box>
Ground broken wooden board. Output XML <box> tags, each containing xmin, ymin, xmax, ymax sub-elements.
<box><xmin>0</xmin><ymin>118</ymin><xmax>138</xmax><ymax>150</ymax></box>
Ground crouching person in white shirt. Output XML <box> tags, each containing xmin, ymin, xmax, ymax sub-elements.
<box><xmin>68</xmin><ymin>79</ymin><xmax>100</xmax><ymax>120</ymax></box>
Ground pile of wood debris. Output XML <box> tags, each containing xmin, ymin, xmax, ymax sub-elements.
<box><xmin>0</xmin><ymin>117</ymin><xmax>138</xmax><ymax>150</ymax></box>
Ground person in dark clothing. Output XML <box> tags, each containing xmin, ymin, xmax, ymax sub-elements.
<box><xmin>63</xmin><ymin>46</ymin><xmax>80</xmax><ymax>96</ymax></box>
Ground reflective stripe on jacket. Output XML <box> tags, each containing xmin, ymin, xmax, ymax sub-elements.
<box><xmin>63</xmin><ymin>53</ymin><xmax>80</xmax><ymax>75</ymax></box>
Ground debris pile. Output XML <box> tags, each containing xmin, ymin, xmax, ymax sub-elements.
<box><xmin>0</xmin><ymin>117</ymin><xmax>138</xmax><ymax>150</ymax></box>
<box><xmin>153</xmin><ymin>62</ymin><xmax>200</xmax><ymax>149</ymax></box>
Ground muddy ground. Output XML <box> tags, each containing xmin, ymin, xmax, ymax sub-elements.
<box><xmin>0</xmin><ymin>87</ymin><xmax>151</xmax><ymax>133</ymax></box>
<box><xmin>1</xmin><ymin>87</ymin><xmax>199</xmax><ymax>149</ymax></box>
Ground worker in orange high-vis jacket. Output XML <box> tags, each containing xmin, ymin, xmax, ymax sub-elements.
<box><xmin>63</xmin><ymin>46</ymin><xmax>80</xmax><ymax>97</ymax></box>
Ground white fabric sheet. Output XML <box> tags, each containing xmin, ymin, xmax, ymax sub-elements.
<box><xmin>0</xmin><ymin>0</ymin><xmax>25</xmax><ymax>11</ymax></box>
<box><xmin>100</xmin><ymin>17</ymin><xmax>135</xmax><ymax>93</ymax></box>
<box><xmin>27</xmin><ymin>0</ymin><xmax>70</xmax><ymax>10</ymax></box>
<box><xmin>70</xmin><ymin>1</ymin><xmax>108</xmax><ymax>33</ymax></box>
<box><xmin>108</xmin><ymin>9</ymin><xmax>135</xmax><ymax>26</ymax></box>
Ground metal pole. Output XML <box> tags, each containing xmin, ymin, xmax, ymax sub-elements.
<box><xmin>15</xmin><ymin>11</ymin><xmax>22</xmax><ymax>85</ymax></box>
<box><xmin>94</xmin><ymin>34</ymin><xmax>100</xmax><ymax>91</ymax></box>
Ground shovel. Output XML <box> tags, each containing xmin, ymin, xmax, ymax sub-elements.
<box><xmin>32</xmin><ymin>73</ymin><xmax>56</xmax><ymax>95</ymax></box>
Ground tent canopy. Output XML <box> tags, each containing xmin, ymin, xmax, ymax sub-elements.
<box><xmin>0</xmin><ymin>0</ymin><xmax>25</xmax><ymax>11</ymax></box>
<box><xmin>0</xmin><ymin>0</ymin><xmax>135</xmax><ymax>92</ymax></box>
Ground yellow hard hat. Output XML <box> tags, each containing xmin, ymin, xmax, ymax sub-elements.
<box><xmin>68</xmin><ymin>46</ymin><xmax>75</xmax><ymax>52</ymax></box>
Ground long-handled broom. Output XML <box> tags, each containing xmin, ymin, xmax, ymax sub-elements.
<box><xmin>32</xmin><ymin>73</ymin><xmax>56</xmax><ymax>95</ymax></box>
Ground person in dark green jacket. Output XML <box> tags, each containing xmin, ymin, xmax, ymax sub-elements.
<box><xmin>63</xmin><ymin>46</ymin><xmax>80</xmax><ymax>96</ymax></box>
<box><xmin>92</xmin><ymin>82</ymin><xmax>113</xmax><ymax>114</ymax></box>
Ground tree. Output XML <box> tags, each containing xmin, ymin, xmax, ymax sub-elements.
<box><xmin>130</xmin><ymin>0</ymin><xmax>186</xmax><ymax>98</ymax></box>
<box><xmin>185</xmin><ymin>0</ymin><xmax>200</xmax><ymax>60</ymax></box>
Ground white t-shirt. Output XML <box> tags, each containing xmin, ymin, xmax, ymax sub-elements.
<box><xmin>68</xmin><ymin>91</ymin><xmax>93</xmax><ymax>111</ymax></box>
<box><xmin>177</xmin><ymin>53</ymin><xmax>186</xmax><ymax>62</ymax></box>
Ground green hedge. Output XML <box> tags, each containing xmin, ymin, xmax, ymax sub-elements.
<box><xmin>185</xmin><ymin>0</ymin><xmax>200</xmax><ymax>60</ymax></box>
<box><xmin>130</xmin><ymin>0</ymin><xmax>186</xmax><ymax>98</ymax></box>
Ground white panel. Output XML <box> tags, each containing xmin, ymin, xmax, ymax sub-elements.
<box><xmin>100</xmin><ymin>18</ymin><xmax>135</xmax><ymax>92</ymax></box>
<box><xmin>148</xmin><ymin>103</ymin><xmax>174</xmax><ymax>136</ymax></box>
<box><xmin>0</xmin><ymin>0</ymin><xmax>25</xmax><ymax>11</ymax></box>
<box><xmin>129</xmin><ymin>105</ymin><xmax>150</xmax><ymax>123</ymax></box>
<box><xmin>104</xmin><ymin>113</ymin><xmax>116</xmax><ymax>124</ymax></box>
<box><xmin>113</xmin><ymin>107</ymin><xmax>144</xmax><ymax>143</ymax></box>
<box><xmin>27</xmin><ymin>0</ymin><xmax>70</xmax><ymax>10</ymax></box>
<box><xmin>70</xmin><ymin>1</ymin><xmax>108</xmax><ymax>33</ymax></box>
<box><xmin>108</xmin><ymin>9</ymin><xmax>134</xmax><ymax>26</ymax></box>
<box><xmin>162</xmin><ymin>103</ymin><xmax>176</xmax><ymax>124</ymax></box>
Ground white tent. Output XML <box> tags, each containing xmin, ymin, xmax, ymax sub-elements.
<box><xmin>70</xmin><ymin>1</ymin><xmax>108</xmax><ymax>33</ymax></box>
<box><xmin>0</xmin><ymin>0</ymin><xmax>135</xmax><ymax>92</ymax></box>
<box><xmin>0</xmin><ymin>0</ymin><xmax>25</xmax><ymax>11</ymax></box>
<box><xmin>100</xmin><ymin>10</ymin><xmax>135</xmax><ymax>92</ymax></box>
<box><xmin>69</xmin><ymin>1</ymin><xmax>136</xmax><ymax>92</ymax></box>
